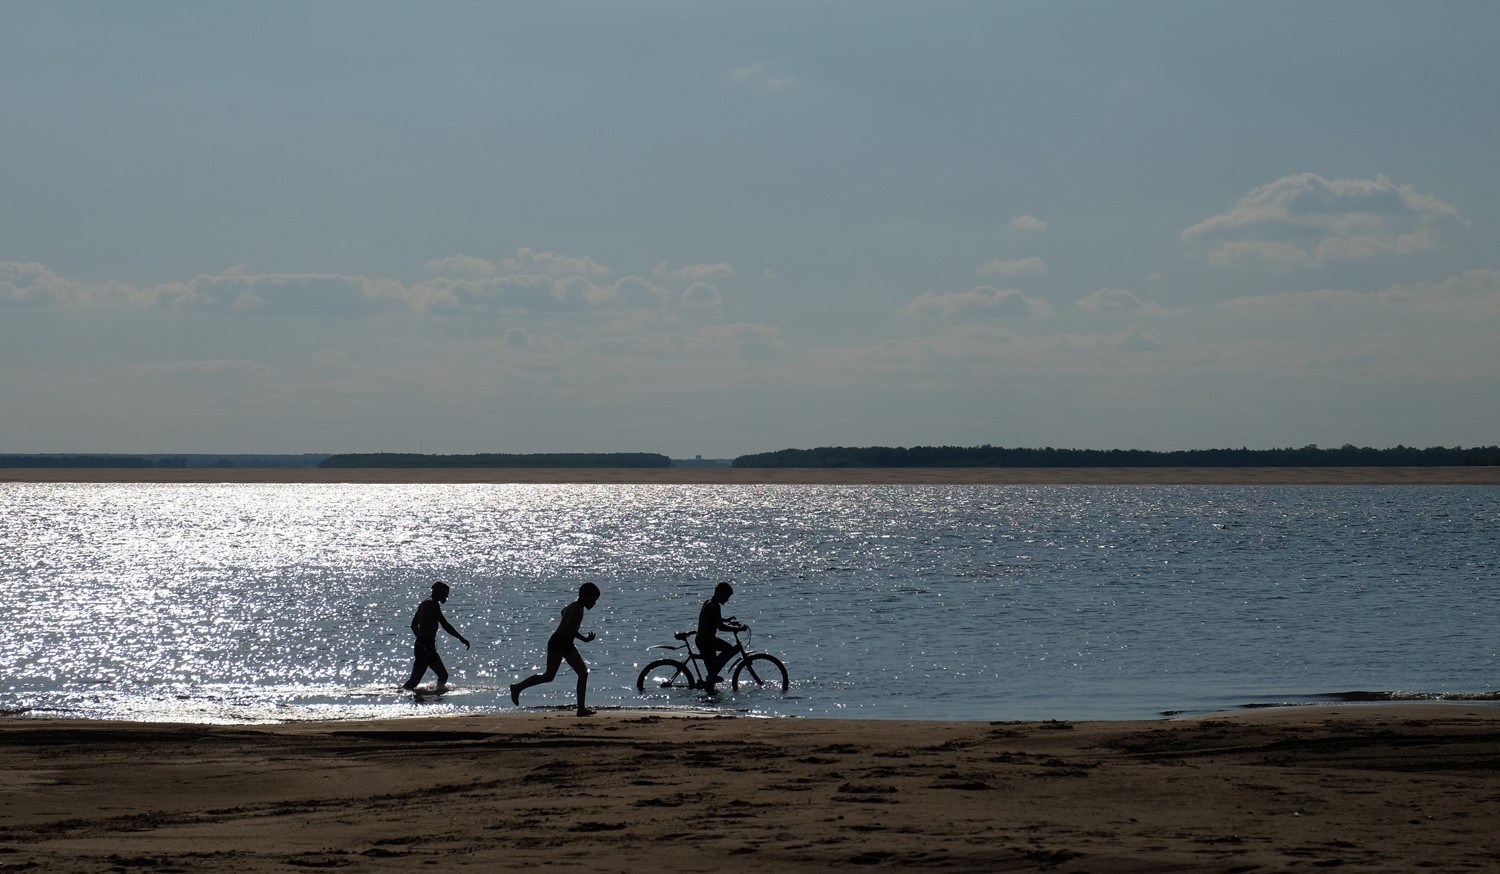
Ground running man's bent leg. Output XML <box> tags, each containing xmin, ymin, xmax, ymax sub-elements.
<box><xmin>562</xmin><ymin>645</ymin><xmax>590</xmax><ymax>714</ymax></box>
<box><xmin>512</xmin><ymin>642</ymin><xmax>567</xmax><ymax>703</ymax></box>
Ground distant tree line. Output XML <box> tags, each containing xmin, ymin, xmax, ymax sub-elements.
<box><xmin>731</xmin><ymin>444</ymin><xmax>1500</xmax><ymax>468</ymax></box>
<box><xmin>318</xmin><ymin>452</ymin><xmax>673</xmax><ymax>469</ymax></box>
<box><xmin>0</xmin><ymin>455</ymin><xmax>165</xmax><ymax>468</ymax></box>
<box><xmin>0</xmin><ymin>454</ymin><xmax>328</xmax><ymax>469</ymax></box>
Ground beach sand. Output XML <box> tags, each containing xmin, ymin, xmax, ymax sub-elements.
<box><xmin>6</xmin><ymin>467</ymin><xmax>1499</xmax><ymax>870</ymax></box>
<box><xmin>3</xmin><ymin>465</ymin><xmax>1500</xmax><ymax>484</ymax></box>
<box><xmin>3</xmin><ymin>705</ymin><xmax>1499</xmax><ymax>872</ymax></box>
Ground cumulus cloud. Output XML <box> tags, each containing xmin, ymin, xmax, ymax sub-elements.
<box><xmin>590</xmin><ymin>276</ymin><xmax>668</xmax><ymax>310</ymax></box>
<box><xmin>730</xmin><ymin>63</ymin><xmax>797</xmax><ymax>90</ymax></box>
<box><xmin>1182</xmin><ymin>173</ymin><xmax>1463</xmax><ymax>267</ymax></box>
<box><xmin>680</xmin><ymin>282</ymin><xmax>723</xmax><ymax>309</ymax></box>
<box><xmin>0</xmin><ymin>261</ymin><xmax>193</xmax><ymax>308</ymax></box>
<box><xmin>901</xmin><ymin>286</ymin><xmax>1048</xmax><ymax>319</ymax></box>
<box><xmin>186</xmin><ymin>272</ymin><xmax>396</xmax><ymax>315</ymax></box>
<box><xmin>653</xmin><ymin>261</ymin><xmax>736</xmax><ymax>283</ymax></box>
<box><xmin>1</xmin><ymin>250</ymin><xmax>682</xmax><ymax>318</ymax></box>
<box><xmin>977</xmin><ymin>256</ymin><xmax>1048</xmax><ymax>277</ymax></box>
<box><xmin>501</xmin><ymin>247</ymin><xmax>610</xmax><ymax>278</ymax></box>
<box><xmin>1076</xmin><ymin>288</ymin><xmax>1145</xmax><ymax>313</ymax></box>
<box><xmin>424</xmin><ymin>255</ymin><xmax>498</xmax><ymax>279</ymax></box>
<box><xmin>1008</xmin><ymin>215</ymin><xmax>1047</xmax><ymax>233</ymax></box>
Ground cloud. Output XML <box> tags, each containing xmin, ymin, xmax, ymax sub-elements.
<box><xmin>730</xmin><ymin>63</ymin><xmax>797</xmax><ymax>90</ymax></box>
<box><xmin>680</xmin><ymin>282</ymin><xmax>723</xmax><ymax>309</ymax></box>
<box><xmin>424</xmin><ymin>255</ymin><xmax>498</xmax><ymax>279</ymax></box>
<box><xmin>501</xmin><ymin>247</ymin><xmax>610</xmax><ymax>278</ymax></box>
<box><xmin>977</xmin><ymin>256</ymin><xmax>1048</xmax><ymax>277</ymax></box>
<box><xmin>1008</xmin><ymin>215</ymin><xmax>1047</xmax><ymax>233</ymax></box>
<box><xmin>1076</xmin><ymin>288</ymin><xmax>1145</xmax><ymax>313</ymax></box>
<box><xmin>1181</xmin><ymin>173</ymin><xmax>1463</xmax><ymax>267</ymax></box>
<box><xmin>0</xmin><ymin>261</ymin><xmax>193</xmax><ymax>308</ymax></box>
<box><xmin>0</xmin><ymin>251</ymin><xmax>680</xmax><ymax>318</ymax></box>
<box><xmin>184</xmin><ymin>272</ymin><xmax>390</xmax><ymax>316</ymax></box>
<box><xmin>901</xmin><ymin>286</ymin><xmax>1049</xmax><ymax>319</ymax></box>
<box><xmin>589</xmin><ymin>276</ymin><xmax>669</xmax><ymax>310</ymax></box>
<box><xmin>1224</xmin><ymin>269</ymin><xmax>1500</xmax><ymax>320</ymax></box>
<box><xmin>653</xmin><ymin>261</ymin><xmax>736</xmax><ymax>283</ymax></box>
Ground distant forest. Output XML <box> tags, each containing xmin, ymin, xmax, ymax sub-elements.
<box><xmin>318</xmin><ymin>452</ymin><xmax>673</xmax><ymax>469</ymax></box>
<box><xmin>0</xmin><ymin>454</ymin><xmax>328</xmax><ymax>469</ymax></box>
<box><xmin>732</xmin><ymin>445</ymin><xmax>1500</xmax><ymax>468</ymax></box>
<box><xmin>6</xmin><ymin>446</ymin><xmax>1499</xmax><ymax>469</ymax></box>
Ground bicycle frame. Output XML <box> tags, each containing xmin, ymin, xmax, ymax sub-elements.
<box><xmin>648</xmin><ymin>629</ymin><xmax>748</xmax><ymax>688</ymax></box>
<box><xmin>638</xmin><ymin>624</ymin><xmax>788</xmax><ymax>695</ymax></box>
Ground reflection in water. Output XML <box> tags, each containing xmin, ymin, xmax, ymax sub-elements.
<box><xmin>2</xmin><ymin>482</ymin><xmax>1498</xmax><ymax>723</ymax></box>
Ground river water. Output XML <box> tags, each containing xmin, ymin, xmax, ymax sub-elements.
<box><xmin>2</xmin><ymin>482</ymin><xmax>1496</xmax><ymax>723</ymax></box>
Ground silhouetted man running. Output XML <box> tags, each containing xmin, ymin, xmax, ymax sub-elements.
<box><xmin>511</xmin><ymin>583</ymin><xmax>601</xmax><ymax>717</ymax></box>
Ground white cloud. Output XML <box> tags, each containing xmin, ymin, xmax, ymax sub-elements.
<box><xmin>680</xmin><ymin>282</ymin><xmax>723</xmax><ymax>309</ymax></box>
<box><xmin>653</xmin><ymin>261</ymin><xmax>736</xmax><ymax>283</ymax></box>
<box><xmin>424</xmin><ymin>255</ymin><xmax>498</xmax><ymax>279</ymax></box>
<box><xmin>1008</xmin><ymin>215</ymin><xmax>1047</xmax><ymax>233</ymax></box>
<box><xmin>901</xmin><ymin>286</ymin><xmax>1049</xmax><ymax>319</ymax></box>
<box><xmin>1076</xmin><ymin>288</ymin><xmax>1145</xmax><ymax>313</ymax></box>
<box><xmin>501</xmin><ymin>247</ymin><xmax>610</xmax><ymax>279</ymax></box>
<box><xmin>1182</xmin><ymin>173</ymin><xmax>1463</xmax><ymax>267</ymax></box>
<box><xmin>977</xmin><ymin>256</ymin><xmax>1048</xmax><ymax>277</ymax></box>
<box><xmin>0</xmin><ymin>261</ymin><xmax>192</xmax><ymax>308</ymax></box>
<box><xmin>589</xmin><ymin>276</ymin><xmax>669</xmax><ymax>310</ymax></box>
<box><xmin>730</xmin><ymin>63</ymin><xmax>797</xmax><ymax>90</ymax></box>
<box><xmin>0</xmin><ymin>259</ymin><xmax>687</xmax><ymax>319</ymax></box>
<box><xmin>184</xmin><ymin>273</ymin><xmax>388</xmax><ymax>316</ymax></box>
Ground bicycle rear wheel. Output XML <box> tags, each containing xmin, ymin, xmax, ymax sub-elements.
<box><xmin>637</xmin><ymin>658</ymin><xmax>693</xmax><ymax>692</ymax></box>
<box><xmin>731</xmin><ymin>653</ymin><xmax>788</xmax><ymax>693</ymax></box>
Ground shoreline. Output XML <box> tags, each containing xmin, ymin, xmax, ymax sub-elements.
<box><xmin>4</xmin><ymin>465</ymin><xmax>1500</xmax><ymax>484</ymax></box>
<box><xmin>3</xmin><ymin>704</ymin><xmax>1498</xmax><ymax>872</ymax></box>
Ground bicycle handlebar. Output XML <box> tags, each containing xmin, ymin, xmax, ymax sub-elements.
<box><xmin>665</xmin><ymin>624</ymin><xmax>752</xmax><ymax>652</ymax></box>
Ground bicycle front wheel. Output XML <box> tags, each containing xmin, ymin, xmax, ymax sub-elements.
<box><xmin>637</xmin><ymin>658</ymin><xmax>693</xmax><ymax>692</ymax></box>
<box><xmin>731</xmin><ymin>653</ymin><xmax>788</xmax><ymax>693</ymax></box>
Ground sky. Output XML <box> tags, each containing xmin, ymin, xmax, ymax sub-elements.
<box><xmin>3</xmin><ymin>1</ymin><xmax>1498</xmax><ymax>458</ymax></box>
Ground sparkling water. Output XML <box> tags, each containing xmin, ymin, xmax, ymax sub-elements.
<box><xmin>3</xmin><ymin>482</ymin><xmax>1497</xmax><ymax>723</ymax></box>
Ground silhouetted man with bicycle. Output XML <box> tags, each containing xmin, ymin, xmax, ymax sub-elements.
<box><xmin>697</xmin><ymin>582</ymin><xmax>746</xmax><ymax>691</ymax></box>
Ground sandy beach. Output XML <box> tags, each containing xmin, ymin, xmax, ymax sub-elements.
<box><xmin>2</xmin><ymin>705</ymin><xmax>1498</xmax><ymax>872</ymax></box>
<box><xmin>6</xmin><ymin>467</ymin><xmax>1499</xmax><ymax>871</ymax></box>
<box><xmin>3</xmin><ymin>465</ymin><xmax>1500</xmax><ymax>485</ymax></box>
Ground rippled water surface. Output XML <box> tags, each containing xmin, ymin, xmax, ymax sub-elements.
<box><xmin>3</xmin><ymin>483</ymin><xmax>1497</xmax><ymax>723</ymax></box>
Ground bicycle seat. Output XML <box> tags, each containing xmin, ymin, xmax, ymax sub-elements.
<box><xmin>674</xmin><ymin>631</ymin><xmax>693</xmax><ymax>642</ymax></box>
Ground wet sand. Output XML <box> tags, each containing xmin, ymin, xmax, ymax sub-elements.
<box><xmin>4</xmin><ymin>466</ymin><xmax>1499</xmax><ymax>484</ymax></box>
<box><xmin>3</xmin><ymin>705</ymin><xmax>1499</xmax><ymax>872</ymax></box>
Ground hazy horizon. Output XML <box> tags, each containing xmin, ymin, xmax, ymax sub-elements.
<box><xmin>4</xmin><ymin>2</ymin><xmax>1498</xmax><ymax>457</ymax></box>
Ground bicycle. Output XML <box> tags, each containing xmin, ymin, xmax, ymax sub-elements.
<box><xmin>636</xmin><ymin>624</ymin><xmax>789</xmax><ymax>694</ymax></box>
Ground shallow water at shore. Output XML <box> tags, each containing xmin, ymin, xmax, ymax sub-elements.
<box><xmin>3</xmin><ymin>482</ymin><xmax>1497</xmax><ymax>723</ymax></box>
